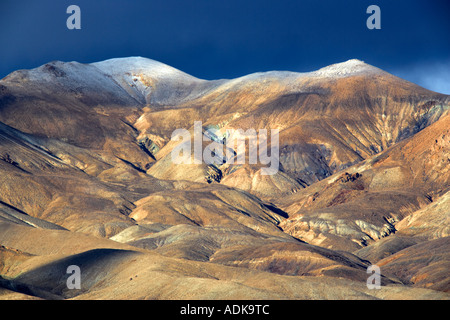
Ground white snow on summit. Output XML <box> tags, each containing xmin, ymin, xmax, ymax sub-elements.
<box><xmin>2</xmin><ymin>57</ymin><xmax>388</xmax><ymax>107</ymax></box>
<box><xmin>91</xmin><ymin>57</ymin><xmax>220</xmax><ymax>105</ymax></box>
<box><xmin>92</xmin><ymin>57</ymin><xmax>200</xmax><ymax>82</ymax></box>
<box><xmin>207</xmin><ymin>59</ymin><xmax>383</xmax><ymax>96</ymax></box>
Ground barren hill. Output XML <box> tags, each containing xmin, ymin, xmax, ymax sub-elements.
<box><xmin>0</xmin><ymin>57</ymin><xmax>448</xmax><ymax>300</ymax></box>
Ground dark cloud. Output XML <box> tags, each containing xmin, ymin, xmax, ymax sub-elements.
<box><xmin>1</xmin><ymin>0</ymin><xmax>449</xmax><ymax>93</ymax></box>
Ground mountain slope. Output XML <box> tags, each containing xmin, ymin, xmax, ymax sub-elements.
<box><xmin>0</xmin><ymin>57</ymin><xmax>449</xmax><ymax>299</ymax></box>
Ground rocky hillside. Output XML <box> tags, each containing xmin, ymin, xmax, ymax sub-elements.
<box><xmin>0</xmin><ymin>57</ymin><xmax>448</xmax><ymax>299</ymax></box>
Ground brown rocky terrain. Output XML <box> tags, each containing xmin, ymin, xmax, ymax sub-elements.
<box><xmin>0</xmin><ymin>57</ymin><xmax>448</xmax><ymax>300</ymax></box>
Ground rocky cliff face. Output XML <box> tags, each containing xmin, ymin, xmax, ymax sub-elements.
<box><xmin>0</xmin><ymin>57</ymin><xmax>448</xmax><ymax>300</ymax></box>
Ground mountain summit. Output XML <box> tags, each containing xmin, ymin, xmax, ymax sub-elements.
<box><xmin>312</xmin><ymin>59</ymin><xmax>383</xmax><ymax>77</ymax></box>
<box><xmin>0</xmin><ymin>57</ymin><xmax>449</xmax><ymax>300</ymax></box>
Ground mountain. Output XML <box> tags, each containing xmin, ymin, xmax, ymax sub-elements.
<box><xmin>278</xmin><ymin>113</ymin><xmax>450</xmax><ymax>250</ymax></box>
<box><xmin>0</xmin><ymin>57</ymin><xmax>448</xmax><ymax>300</ymax></box>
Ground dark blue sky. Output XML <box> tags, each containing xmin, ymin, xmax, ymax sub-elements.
<box><xmin>1</xmin><ymin>0</ymin><xmax>449</xmax><ymax>93</ymax></box>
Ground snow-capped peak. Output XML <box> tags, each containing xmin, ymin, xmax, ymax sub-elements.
<box><xmin>91</xmin><ymin>57</ymin><xmax>200</xmax><ymax>82</ymax></box>
<box><xmin>91</xmin><ymin>57</ymin><xmax>219</xmax><ymax>105</ymax></box>
<box><xmin>312</xmin><ymin>59</ymin><xmax>381</xmax><ymax>78</ymax></box>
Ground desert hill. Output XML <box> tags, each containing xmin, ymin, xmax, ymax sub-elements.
<box><xmin>0</xmin><ymin>57</ymin><xmax>448</xmax><ymax>299</ymax></box>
